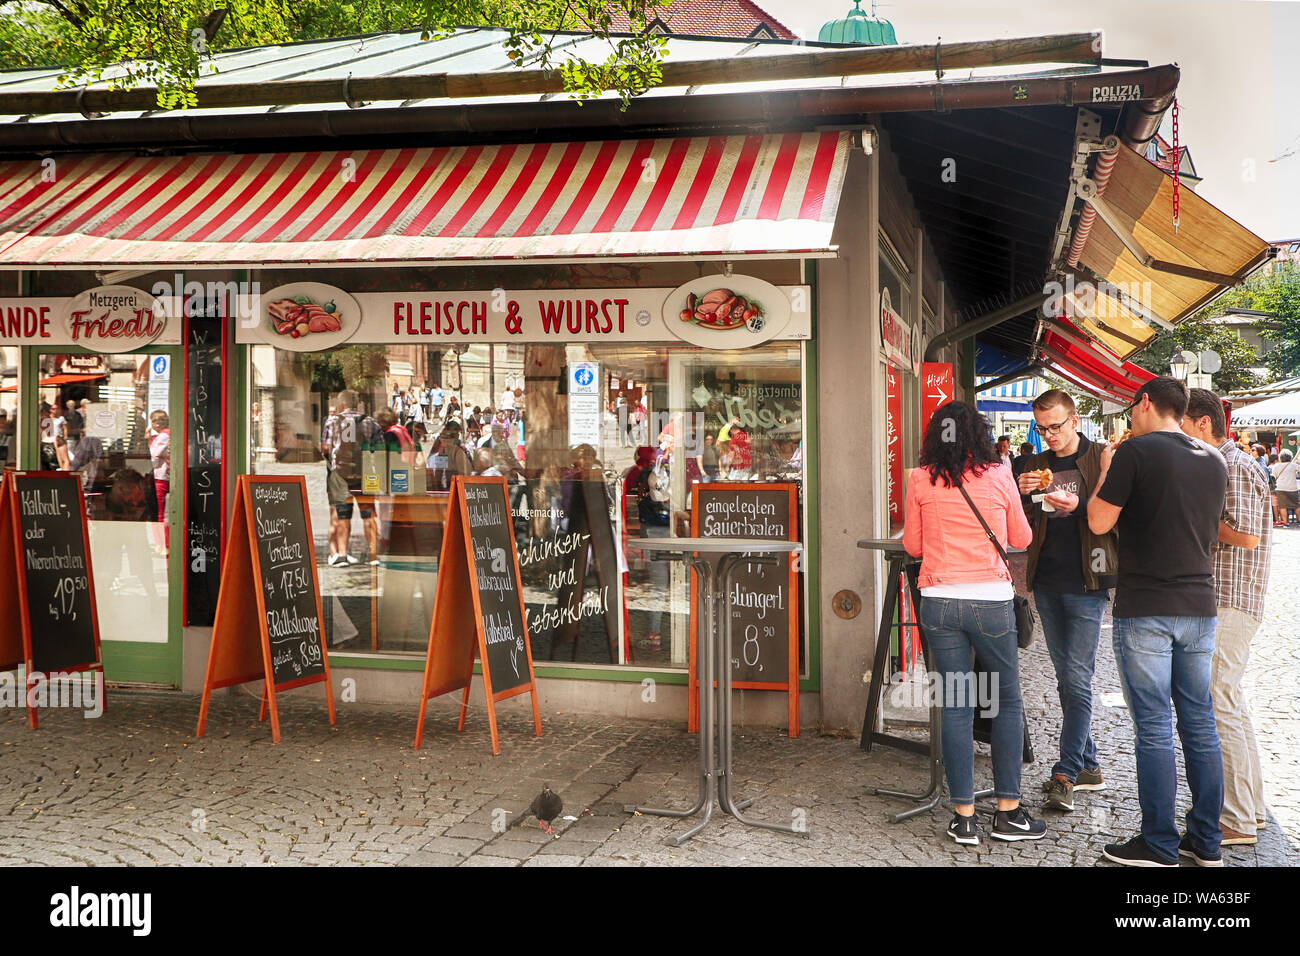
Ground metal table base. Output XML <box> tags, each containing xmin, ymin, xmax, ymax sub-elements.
<box><xmin>623</xmin><ymin>539</ymin><xmax>808</xmax><ymax>845</ymax></box>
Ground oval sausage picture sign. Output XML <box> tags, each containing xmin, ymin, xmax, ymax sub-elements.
<box><xmin>62</xmin><ymin>285</ymin><xmax>169</xmax><ymax>353</ymax></box>
<box><xmin>662</xmin><ymin>275</ymin><xmax>792</xmax><ymax>349</ymax></box>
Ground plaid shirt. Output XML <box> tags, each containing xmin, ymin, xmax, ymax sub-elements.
<box><xmin>1214</xmin><ymin>439</ymin><xmax>1271</xmax><ymax>619</ymax></box>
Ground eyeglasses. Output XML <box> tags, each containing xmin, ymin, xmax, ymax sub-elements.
<box><xmin>1120</xmin><ymin>396</ymin><xmax>1141</xmax><ymax>417</ymax></box>
<box><xmin>1039</xmin><ymin>417</ymin><xmax>1074</xmax><ymax>436</ymax></box>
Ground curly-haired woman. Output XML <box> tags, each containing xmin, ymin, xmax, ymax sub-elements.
<box><xmin>902</xmin><ymin>400</ymin><xmax>1043</xmax><ymax>846</ymax></box>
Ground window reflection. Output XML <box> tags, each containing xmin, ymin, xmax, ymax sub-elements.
<box><xmin>0</xmin><ymin>348</ymin><xmax>17</xmax><ymax>470</ymax></box>
<box><xmin>250</xmin><ymin>341</ymin><xmax>806</xmax><ymax>670</ymax></box>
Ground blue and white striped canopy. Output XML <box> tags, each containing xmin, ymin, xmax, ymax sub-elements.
<box><xmin>976</xmin><ymin>376</ymin><xmax>1040</xmax><ymax>413</ymax></box>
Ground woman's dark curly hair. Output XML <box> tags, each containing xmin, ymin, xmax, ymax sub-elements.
<box><xmin>919</xmin><ymin>400</ymin><xmax>999</xmax><ymax>487</ymax></box>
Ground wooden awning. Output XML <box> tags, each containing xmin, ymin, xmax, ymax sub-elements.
<box><xmin>1076</xmin><ymin>145</ymin><xmax>1271</xmax><ymax>348</ymax></box>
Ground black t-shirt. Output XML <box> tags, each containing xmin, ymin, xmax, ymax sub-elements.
<box><xmin>1097</xmin><ymin>431</ymin><xmax>1227</xmax><ymax>618</ymax></box>
<box><xmin>1033</xmin><ymin>436</ymin><xmax>1117</xmax><ymax>593</ymax></box>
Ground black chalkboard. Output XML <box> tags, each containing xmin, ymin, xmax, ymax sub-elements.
<box><xmin>462</xmin><ymin>479</ymin><xmax>530</xmax><ymax>693</ymax></box>
<box><xmin>248</xmin><ymin>480</ymin><xmax>324</xmax><ymax>686</ymax></box>
<box><xmin>13</xmin><ymin>474</ymin><xmax>98</xmax><ymax>673</ymax></box>
<box><xmin>186</xmin><ymin>463</ymin><xmax>221</xmax><ymax>624</ymax></box>
<box><xmin>693</xmin><ymin>484</ymin><xmax>797</xmax><ymax>685</ymax></box>
<box><xmin>185</xmin><ymin>310</ymin><xmax>223</xmax><ymax>625</ymax></box>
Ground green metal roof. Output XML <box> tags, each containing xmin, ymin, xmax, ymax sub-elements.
<box><xmin>818</xmin><ymin>1</ymin><xmax>897</xmax><ymax>46</ymax></box>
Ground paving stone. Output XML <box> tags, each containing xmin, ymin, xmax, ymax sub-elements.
<box><xmin>0</xmin><ymin>534</ymin><xmax>1296</xmax><ymax>867</ymax></box>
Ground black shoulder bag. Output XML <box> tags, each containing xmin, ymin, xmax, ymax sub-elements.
<box><xmin>956</xmin><ymin>483</ymin><xmax>1036</xmax><ymax>649</ymax></box>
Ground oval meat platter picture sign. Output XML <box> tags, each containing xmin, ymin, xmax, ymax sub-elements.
<box><xmin>257</xmin><ymin>283</ymin><xmax>360</xmax><ymax>352</ymax></box>
<box><xmin>661</xmin><ymin>275</ymin><xmax>792</xmax><ymax>349</ymax></box>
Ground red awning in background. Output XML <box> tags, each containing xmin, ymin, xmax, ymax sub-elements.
<box><xmin>39</xmin><ymin>373</ymin><xmax>107</xmax><ymax>386</ymax></box>
<box><xmin>1039</xmin><ymin>317</ymin><xmax>1155</xmax><ymax>402</ymax></box>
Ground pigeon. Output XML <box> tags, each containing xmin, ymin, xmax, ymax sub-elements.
<box><xmin>515</xmin><ymin>785</ymin><xmax>564</xmax><ymax>835</ymax></box>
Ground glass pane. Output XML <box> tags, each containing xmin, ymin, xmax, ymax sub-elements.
<box><xmin>0</xmin><ymin>347</ymin><xmax>16</xmax><ymax>469</ymax></box>
<box><xmin>38</xmin><ymin>352</ymin><xmax>171</xmax><ymax>644</ymax></box>
<box><xmin>250</xmin><ymin>341</ymin><xmax>806</xmax><ymax>671</ymax></box>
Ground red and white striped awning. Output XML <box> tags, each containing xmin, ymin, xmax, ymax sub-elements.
<box><xmin>0</xmin><ymin>132</ymin><xmax>850</xmax><ymax>267</ymax></box>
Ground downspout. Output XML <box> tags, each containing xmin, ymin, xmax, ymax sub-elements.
<box><xmin>923</xmin><ymin>291</ymin><xmax>1043</xmax><ymax>362</ymax></box>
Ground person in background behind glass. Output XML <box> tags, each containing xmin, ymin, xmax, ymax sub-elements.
<box><xmin>0</xmin><ymin>408</ymin><xmax>12</xmax><ymax>467</ymax></box>
<box><xmin>903</xmin><ymin>400</ymin><xmax>1042</xmax><ymax>848</ymax></box>
<box><xmin>322</xmin><ymin>390</ymin><xmax>380</xmax><ymax>567</ymax></box>
<box><xmin>64</xmin><ymin>400</ymin><xmax>84</xmax><ymax>457</ymax></box>
<box><xmin>70</xmin><ymin>434</ymin><xmax>105</xmax><ymax>491</ymax></box>
<box><xmin>627</xmin><ymin>445</ymin><xmax>669</xmax><ymax>652</ymax></box>
<box><xmin>148</xmin><ymin>411</ymin><xmax>171</xmax><ymax>552</ymax></box>
<box><xmin>428</xmin><ymin>420</ymin><xmax>472</xmax><ymax>491</ymax></box>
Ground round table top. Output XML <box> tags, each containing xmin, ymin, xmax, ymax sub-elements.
<box><xmin>633</xmin><ymin>536</ymin><xmax>801</xmax><ymax>555</ymax></box>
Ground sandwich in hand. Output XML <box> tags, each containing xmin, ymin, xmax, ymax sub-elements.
<box><xmin>1028</xmin><ymin>468</ymin><xmax>1054</xmax><ymax>491</ymax></box>
<box><xmin>1110</xmin><ymin>428</ymin><xmax>1132</xmax><ymax>445</ymax></box>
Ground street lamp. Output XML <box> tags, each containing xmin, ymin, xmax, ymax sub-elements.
<box><xmin>1170</xmin><ymin>347</ymin><xmax>1194</xmax><ymax>381</ymax></box>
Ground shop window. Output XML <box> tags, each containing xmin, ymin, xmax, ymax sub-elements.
<box><xmin>36</xmin><ymin>351</ymin><xmax>172</xmax><ymax>646</ymax></box>
<box><xmin>249</xmin><ymin>341</ymin><xmax>808</xmax><ymax>673</ymax></box>
<box><xmin>0</xmin><ymin>348</ymin><xmax>17</xmax><ymax>469</ymax></box>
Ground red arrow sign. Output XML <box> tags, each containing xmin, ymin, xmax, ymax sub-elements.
<box><xmin>921</xmin><ymin>362</ymin><xmax>954</xmax><ymax>438</ymax></box>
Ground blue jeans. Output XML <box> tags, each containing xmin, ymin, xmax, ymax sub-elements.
<box><xmin>1112</xmin><ymin>616</ymin><xmax>1223</xmax><ymax>861</ymax></box>
<box><xmin>1034</xmin><ymin>589</ymin><xmax>1108</xmax><ymax>780</ymax></box>
<box><xmin>919</xmin><ymin>597</ymin><xmax>1024</xmax><ymax>805</ymax></box>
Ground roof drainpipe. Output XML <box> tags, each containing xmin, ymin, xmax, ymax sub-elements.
<box><xmin>1065</xmin><ymin>85</ymin><xmax>1176</xmax><ymax>268</ymax></box>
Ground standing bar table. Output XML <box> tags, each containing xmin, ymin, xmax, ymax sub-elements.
<box><xmin>857</xmin><ymin>536</ymin><xmax>1029</xmax><ymax>822</ymax></box>
<box><xmin>624</xmin><ymin>536</ymin><xmax>808</xmax><ymax>845</ymax></box>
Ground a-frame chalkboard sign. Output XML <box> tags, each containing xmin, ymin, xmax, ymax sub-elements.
<box><xmin>414</xmin><ymin>475</ymin><xmax>541</xmax><ymax>756</ymax></box>
<box><xmin>0</xmin><ymin>471</ymin><xmax>105</xmax><ymax>729</ymax></box>
<box><xmin>689</xmin><ymin>482</ymin><xmax>801</xmax><ymax>737</ymax></box>
<box><xmin>196</xmin><ymin>475</ymin><xmax>335</xmax><ymax>742</ymax></box>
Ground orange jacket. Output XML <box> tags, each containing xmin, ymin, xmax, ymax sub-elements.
<box><xmin>903</xmin><ymin>462</ymin><xmax>1032</xmax><ymax>589</ymax></box>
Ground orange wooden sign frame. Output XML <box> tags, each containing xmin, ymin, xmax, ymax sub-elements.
<box><xmin>0</xmin><ymin>471</ymin><xmax>106</xmax><ymax>730</ymax></box>
<box><xmin>414</xmin><ymin>475</ymin><xmax>541</xmax><ymax>755</ymax></box>
<box><xmin>195</xmin><ymin>475</ymin><xmax>335</xmax><ymax>742</ymax></box>
<box><xmin>688</xmin><ymin>481</ymin><xmax>800</xmax><ymax>737</ymax></box>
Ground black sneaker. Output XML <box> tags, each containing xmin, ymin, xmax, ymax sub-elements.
<box><xmin>991</xmin><ymin>807</ymin><xmax>1047</xmax><ymax>841</ymax></box>
<box><xmin>1074</xmin><ymin>767</ymin><xmax>1106</xmax><ymax>792</ymax></box>
<box><xmin>1044</xmin><ymin>776</ymin><xmax>1075</xmax><ymax>811</ymax></box>
<box><xmin>1178</xmin><ymin>834</ymin><xmax>1223</xmax><ymax>868</ymax></box>
<box><xmin>946</xmin><ymin>813</ymin><xmax>983</xmax><ymax>846</ymax></box>
<box><xmin>1103</xmin><ymin>835</ymin><xmax>1178</xmax><ymax>867</ymax></box>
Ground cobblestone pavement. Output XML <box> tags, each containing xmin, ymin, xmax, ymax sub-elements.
<box><xmin>1</xmin><ymin>535</ymin><xmax>1296</xmax><ymax>867</ymax></box>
